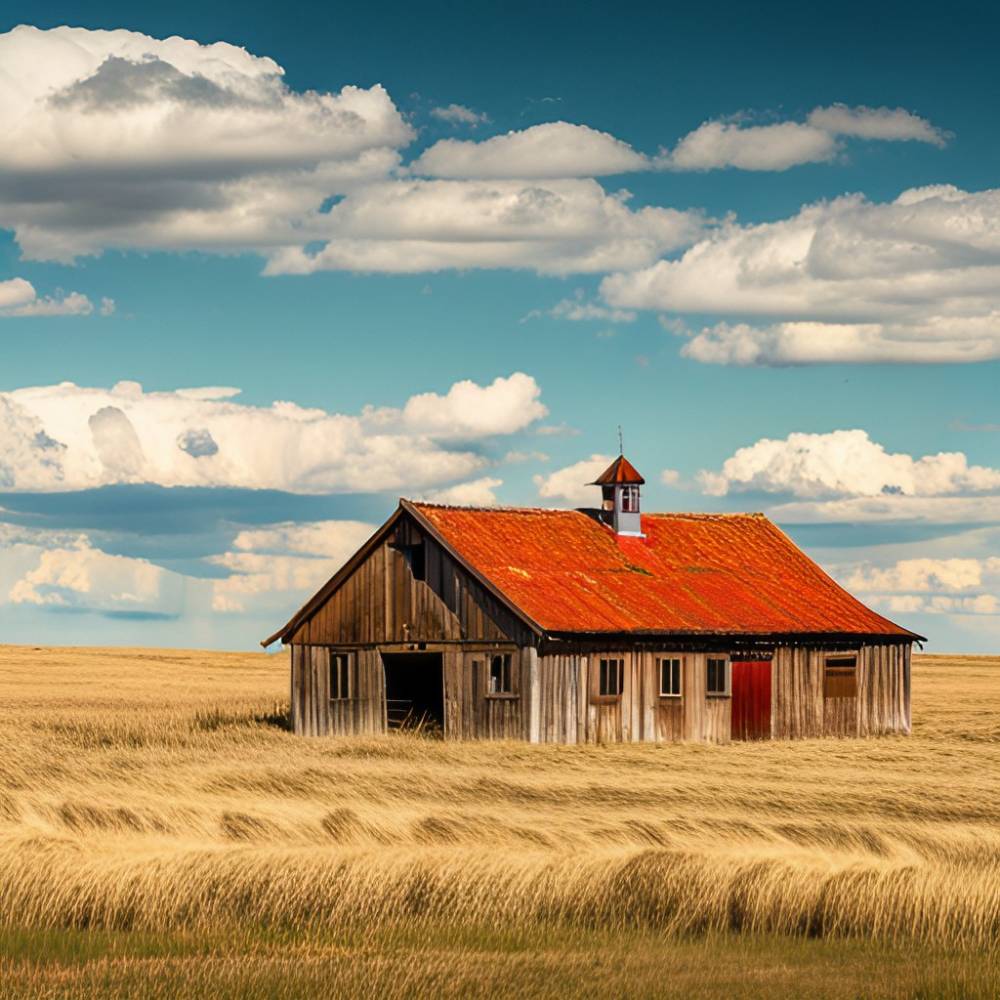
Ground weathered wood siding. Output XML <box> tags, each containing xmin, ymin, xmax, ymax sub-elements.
<box><xmin>534</xmin><ymin>650</ymin><xmax>731</xmax><ymax>744</ymax></box>
<box><xmin>290</xmin><ymin>516</ymin><xmax>532</xmax><ymax>647</ymax></box>
<box><xmin>772</xmin><ymin>643</ymin><xmax>910</xmax><ymax>739</ymax></box>
<box><xmin>291</xmin><ymin>638</ymin><xmax>912</xmax><ymax>743</ymax></box>
<box><xmin>290</xmin><ymin>645</ymin><xmax>385</xmax><ymax>737</ymax></box>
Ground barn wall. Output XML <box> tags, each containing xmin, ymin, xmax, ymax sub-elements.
<box><xmin>772</xmin><ymin>642</ymin><xmax>911</xmax><ymax>739</ymax></box>
<box><xmin>535</xmin><ymin>650</ymin><xmax>731</xmax><ymax>745</ymax></box>
<box><xmin>291</xmin><ymin>638</ymin><xmax>912</xmax><ymax>742</ymax></box>
<box><xmin>290</xmin><ymin>645</ymin><xmax>385</xmax><ymax>737</ymax></box>
<box><xmin>290</xmin><ymin>515</ymin><xmax>533</xmax><ymax>647</ymax></box>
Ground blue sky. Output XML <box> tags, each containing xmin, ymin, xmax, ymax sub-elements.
<box><xmin>1</xmin><ymin>0</ymin><xmax>999</xmax><ymax>651</ymax></box>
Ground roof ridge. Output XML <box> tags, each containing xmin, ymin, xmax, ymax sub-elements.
<box><xmin>406</xmin><ymin>500</ymin><xmax>767</xmax><ymax>519</ymax></box>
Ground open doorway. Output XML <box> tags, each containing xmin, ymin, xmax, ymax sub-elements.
<box><xmin>381</xmin><ymin>652</ymin><xmax>444</xmax><ymax>735</ymax></box>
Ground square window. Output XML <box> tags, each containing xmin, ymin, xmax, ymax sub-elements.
<box><xmin>330</xmin><ymin>653</ymin><xmax>352</xmax><ymax>700</ymax></box>
<box><xmin>659</xmin><ymin>657</ymin><xmax>682</xmax><ymax>697</ymax></box>
<box><xmin>599</xmin><ymin>657</ymin><xmax>624</xmax><ymax>697</ymax></box>
<box><xmin>706</xmin><ymin>657</ymin><xmax>729</xmax><ymax>696</ymax></box>
<box><xmin>489</xmin><ymin>654</ymin><xmax>513</xmax><ymax>695</ymax></box>
<box><xmin>824</xmin><ymin>655</ymin><xmax>858</xmax><ymax>698</ymax></box>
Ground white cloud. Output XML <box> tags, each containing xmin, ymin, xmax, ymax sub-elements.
<box><xmin>0</xmin><ymin>25</ymin><xmax>412</xmax><ymax>262</ymax></box>
<box><xmin>699</xmin><ymin>429</ymin><xmax>1000</xmax><ymax>499</ymax></box>
<box><xmin>397</xmin><ymin>372</ymin><xmax>547</xmax><ymax>438</ymax></box>
<box><xmin>6</xmin><ymin>536</ymin><xmax>186</xmax><ymax>614</ymax></box>
<box><xmin>0</xmin><ymin>373</ymin><xmax>546</xmax><ymax>493</ymax></box>
<box><xmin>603</xmin><ymin>185</ymin><xmax>1000</xmax><ymax>364</ymax></box>
<box><xmin>523</xmin><ymin>289</ymin><xmax>636</xmax><ymax>324</ymax></box>
<box><xmin>879</xmin><ymin>594</ymin><xmax>999</xmax><ymax>616</ymax></box>
<box><xmin>807</xmin><ymin>104</ymin><xmax>948</xmax><ymax>146</ymax></box>
<box><xmin>420</xmin><ymin>477</ymin><xmax>503</xmax><ymax>506</ymax></box>
<box><xmin>411</xmin><ymin>122</ymin><xmax>648</xmax><ymax>179</ymax></box>
<box><xmin>659</xmin><ymin>105</ymin><xmax>946</xmax><ymax>172</ymax></box>
<box><xmin>0</xmin><ymin>278</ymin><xmax>97</xmax><ymax>318</ymax></box>
<box><xmin>534</xmin><ymin>454</ymin><xmax>611</xmax><ymax>507</ymax></box>
<box><xmin>503</xmin><ymin>450</ymin><xmax>549</xmax><ymax>463</ymax></box>
<box><xmin>767</xmin><ymin>495</ymin><xmax>1000</xmax><ymax>525</ymax></box>
<box><xmin>839</xmin><ymin>555</ymin><xmax>1000</xmax><ymax>618</ymax></box>
<box><xmin>661</xmin><ymin>121</ymin><xmax>837</xmax><ymax>172</ymax></box>
<box><xmin>208</xmin><ymin>519</ymin><xmax>375</xmax><ymax>613</ymax></box>
<box><xmin>264</xmin><ymin>178</ymin><xmax>703</xmax><ymax>275</ymax></box>
<box><xmin>430</xmin><ymin>104</ymin><xmax>489</xmax><ymax>126</ymax></box>
<box><xmin>845</xmin><ymin>557</ymin><xmax>1000</xmax><ymax>594</ymax></box>
<box><xmin>660</xmin><ymin>468</ymin><xmax>681</xmax><ymax>486</ymax></box>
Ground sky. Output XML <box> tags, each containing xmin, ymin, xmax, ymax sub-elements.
<box><xmin>1</xmin><ymin>0</ymin><xmax>999</xmax><ymax>652</ymax></box>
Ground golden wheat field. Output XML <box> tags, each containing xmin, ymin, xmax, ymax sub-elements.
<box><xmin>0</xmin><ymin>645</ymin><xmax>998</xmax><ymax>999</ymax></box>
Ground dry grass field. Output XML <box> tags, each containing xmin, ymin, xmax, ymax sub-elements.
<box><xmin>0</xmin><ymin>645</ymin><xmax>998</xmax><ymax>999</ymax></box>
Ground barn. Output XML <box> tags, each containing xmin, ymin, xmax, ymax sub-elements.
<box><xmin>263</xmin><ymin>455</ymin><xmax>924</xmax><ymax>743</ymax></box>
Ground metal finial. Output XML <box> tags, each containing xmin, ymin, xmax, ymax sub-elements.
<box><xmin>618</xmin><ymin>425</ymin><xmax>624</xmax><ymax>455</ymax></box>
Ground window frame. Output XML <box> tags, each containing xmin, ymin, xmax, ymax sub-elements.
<box><xmin>619</xmin><ymin>484</ymin><xmax>640</xmax><ymax>513</ymax></box>
<box><xmin>329</xmin><ymin>651</ymin><xmax>353</xmax><ymax>701</ymax></box>
<box><xmin>593</xmin><ymin>656</ymin><xmax>625</xmax><ymax>702</ymax></box>
<box><xmin>824</xmin><ymin>654</ymin><xmax>858</xmax><ymax>698</ymax></box>
<box><xmin>705</xmin><ymin>656</ymin><xmax>731</xmax><ymax>698</ymax></box>
<box><xmin>486</xmin><ymin>652</ymin><xmax>517</xmax><ymax>699</ymax></box>
<box><xmin>658</xmin><ymin>656</ymin><xmax>683</xmax><ymax>698</ymax></box>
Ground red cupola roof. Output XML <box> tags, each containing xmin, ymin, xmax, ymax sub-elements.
<box><xmin>589</xmin><ymin>454</ymin><xmax>645</xmax><ymax>486</ymax></box>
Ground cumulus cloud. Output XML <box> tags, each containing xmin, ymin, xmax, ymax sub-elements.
<box><xmin>6</xmin><ymin>535</ymin><xmax>186</xmax><ymax>615</ymax></box>
<box><xmin>397</xmin><ymin>372</ymin><xmax>547</xmax><ymax>438</ymax></box>
<box><xmin>430</xmin><ymin>104</ymin><xmax>489</xmax><ymax>126</ymax></box>
<box><xmin>0</xmin><ymin>27</ymin><xmax>702</xmax><ymax>277</ymax></box>
<box><xmin>420</xmin><ymin>477</ymin><xmax>503</xmax><ymax>506</ymax></box>
<box><xmin>209</xmin><ymin>520</ymin><xmax>374</xmax><ymax>613</ymax></box>
<box><xmin>659</xmin><ymin>105</ymin><xmax>947</xmax><ymax>171</ymax></box>
<box><xmin>0</xmin><ymin>278</ymin><xmax>97</xmax><ymax>318</ymax></box>
<box><xmin>264</xmin><ymin>178</ymin><xmax>703</xmax><ymax>275</ymax></box>
<box><xmin>845</xmin><ymin>557</ymin><xmax>1000</xmax><ymax>594</ymax></box>
<box><xmin>662</xmin><ymin>121</ymin><xmax>838</xmax><ymax>172</ymax></box>
<box><xmin>837</xmin><ymin>556</ymin><xmax>1000</xmax><ymax>619</ymax></box>
<box><xmin>534</xmin><ymin>454</ymin><xmax>611</xmax><ymax>507</ymax></box>
<box><xmin>603</xmin><ymin>185</ymin><xmax>1000</xmax><ymax>364</ymax></box>
<box><xmin>0</xmin><ymin>25</ymin><xmax>412</xmax><ymax>262</ymax></box>
<box><xmin>411</xmin><ymin>122</ymin><xmax>649</xmax><ymax>178</ymax></box>
<box><xmin>699</xmin><ymin>430</ymin><xmax>1000</xmax><ymax>499</ymax></box>
<box><xmin>0</xmin><ymin>372</ymin><xmax>546</xmax><ymax>493</ymax></box>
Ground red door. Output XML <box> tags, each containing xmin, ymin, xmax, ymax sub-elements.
<box><xmin>731</xmin><ymin>660</ymin><xmax>772</xmax><ymax>740</ymax></box>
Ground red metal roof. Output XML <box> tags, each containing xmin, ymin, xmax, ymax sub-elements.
<box><xmin>590</xmin><ymin>454</ymin><xmax>645</xmax><ymax>485</ymax></box>
<box><xmin>409</xmin><ymin>503</ymin><xmax>917</xmax><ymax>638</ymax></box>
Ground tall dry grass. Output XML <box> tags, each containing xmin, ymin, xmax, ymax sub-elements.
<box><xmin>0</xmin><ymin>645</ymin><xmax>998</xmax><ymax>972</ymax></box>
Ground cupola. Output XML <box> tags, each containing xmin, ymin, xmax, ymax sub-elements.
<box><xmin>589</xmin><ymin>454</ymin><xmax>645</xmax><ymax>536</ymax></box>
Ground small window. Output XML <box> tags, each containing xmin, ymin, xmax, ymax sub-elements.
<box><xmin>599</xmin><ymin>657</ymin><xmax>624</xmax><ymax>697</ymax></box>
<box><xmin>706</xmin><ymin>657</ymin><xmax>730</xmax><ymax>696</ymax></box>
<box><xmin>620</xmin><ymin>485</ymin><xmax>640</xmax><ymax>513</ymax></box>
<box><xmin>824</xmin><ymin>655</ymin><xmax>858</xmax><ymax>698</ymax></box>
<box><xmin>659</xmin><ymin>657</ymin><xmax>682</xmax><ymax>697</ymax></box>
<box><xmin>488</xmin><ymin>654</ymin><xmax>514</xmax><ymax>695</ymax></box>
<box><xmin>329</xmin><ymin>652</ymin><xmax>352</xmax><ymax>700</ymax></box>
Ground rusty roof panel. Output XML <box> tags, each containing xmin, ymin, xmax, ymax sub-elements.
<box><xmin>409</xmin><ymin>503</ymin><xmax>917</xmax><ymax>638</ymax></box>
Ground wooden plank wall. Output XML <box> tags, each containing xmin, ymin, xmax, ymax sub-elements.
<box><xmin>290</xmin><ymin>517</ymin><xmax>533</xmax><ymax>647</ymax></box>
<box><xmin>772</xmin><ymin>643</ymin><xmax>911</xmax><ymax>739</ymax></box>
<box><xmin>291</xmin><ymin>639</ymin><xmax>912</xmax><ymax>743</ymax></box>
<box><xmin>290</xmin><ymin>646</ymin><xmax>385</xmax><ymax>737</ymax></box>
<box><xmin>535</xmin><ymin>651</ymin><xmax>730</xmax><ymax>745</ymax></box>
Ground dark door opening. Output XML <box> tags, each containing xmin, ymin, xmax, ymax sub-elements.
<box><xmin>381</xmin><ymin>652</ymin><xmax>444</xmax><ymax>735</ymax></box>
<box><xmin>731</xmin><ymin>659</ymin><xmax>772</xmax><ymax>741</ymax></box>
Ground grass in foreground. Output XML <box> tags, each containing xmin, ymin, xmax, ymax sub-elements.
<box><xmin>0</xmin><ymin>646</ymin><xmax>997</xmax><ymax>998</ymax></box>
